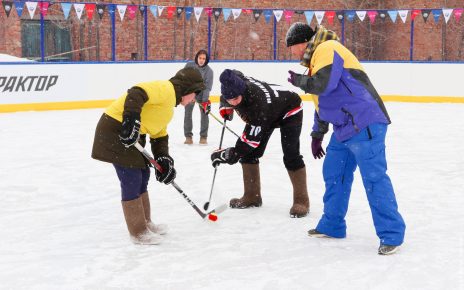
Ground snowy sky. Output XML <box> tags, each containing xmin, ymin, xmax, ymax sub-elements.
<box><xmin>0</xmin><ymin>102</ymin><xmax>463</xmax><ymax>289</ymax></box>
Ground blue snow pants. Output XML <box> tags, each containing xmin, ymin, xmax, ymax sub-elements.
<box><xmin>114</xmin><ymin>164</ymin><xmax>151</xmax><ymax>201</ymax></box>
<box><xmin>315</xmin><ymin>123</ymin><xmax>405</xmax><ymax>246</ymax></box>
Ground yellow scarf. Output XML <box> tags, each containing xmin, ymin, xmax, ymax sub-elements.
<box><xmin>300</xmin><ymin>25</ymin><xmax>340</xmax><ymax>68</ymax></box>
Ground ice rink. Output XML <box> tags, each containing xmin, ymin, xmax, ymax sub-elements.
<box><xmin>0</xmin><ymin>101</ymin><xmax>463</xmax><ymax>289</ymax></box>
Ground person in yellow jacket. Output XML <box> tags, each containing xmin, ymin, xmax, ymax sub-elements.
<box><xmin>92</xmin><ymin>67</ymin><xmax>205</xmax><ymax>245</ymax></box>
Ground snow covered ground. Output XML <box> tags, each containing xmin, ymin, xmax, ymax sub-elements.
<box><xmin>0</xmin><ymin>102</ymin><xmax>463</xmax><ymax>289</ymax></box>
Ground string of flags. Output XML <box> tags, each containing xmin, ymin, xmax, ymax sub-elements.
<box><xmin>1</xmin><ymin>1</ymin><xmax>463</xmax><ymax>24</ymax></box>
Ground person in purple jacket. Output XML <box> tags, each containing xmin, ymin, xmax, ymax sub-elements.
<box><xmin>286</xmin><ymin>22</ymin><xmax>405</xmax><ymax>255</ymax></box>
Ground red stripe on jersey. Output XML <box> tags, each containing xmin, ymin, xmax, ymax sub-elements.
<box><xmin>283</xmin><ymin>103</ymin><xmax>303</xmax><ymax>119</ymax></box>
<box><xmin>241</xmin><ymin>132</ymin><xmax>260</xmax><ymax>148</ymax></box>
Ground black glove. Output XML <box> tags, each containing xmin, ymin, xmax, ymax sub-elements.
<box><xmin>155</xmin><ymin>155</ymin><xmax>176</xmax><ymax>184</ymax></box>
<box><xmin>119</xmin><ymin>112</ymin><xmax>141</xmax><ymax>147</ymax></box>
<box><xmin>311</xmin><ymin>137</ymin><xmax>325</xmax><ymax>159</ymax></box>
<box><xmin>211</xmin><ymin>147</ymin><xmax>239</xmax><ymax>167</ymax></box>
<box><xmin>287</xmin><ymin>70</ymin><xmax>305</xmax><ymax>88</ymax></box>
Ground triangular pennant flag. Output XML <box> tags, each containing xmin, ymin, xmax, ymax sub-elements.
<box><xmin>411</xmin><ymin>9</ymin><xmax>420</xmax><ymax>21</ymax></box>
<box><xmin>96</xmin><ymin>4</ymin><xmax>106</xmax><ymax>20</ymax></box>
<box><xmin>356</xmin><ymin>10</ymin><xmax>366</xmax><ymax>22</ymax></box>
<box><xmin>336</xmin><ymin>11</ymin><xmax>344</xmax><ymax>22</ymax></box>
<box><xmin>295</xmin><ymin>10</ymin><xmax>304</xmax><ymax>15</ymax></box>
<box><xmin>421</xmin><ymin>9</ymin><xmax>431</xmax><ymax>22</ymax></box>
<box><xmin>232</xmin><ymin>8</ymin><xmax>241</xmax><ymax>20</ymax></box>
<box><xmin>388</xmin><ymin>10</ymin><xmax>398</xmax><ymax>23</ymax></box>
<box><xmin>116</xmin><ymin>5</ymin><xmax>127</xmax><ymax>21</ymax></box>
<box><xmin>253</xmin><ymin>9</ymin><xmax>262</xmax><ymax>22</ymax></box>
<box><xmin>149</xmin><ymin>5</ymin><xmax>157</xmax><ymax>18</ymax></box>
<box><xmin>315</xmin><ymin>11</ymin><xmax>325</xmax><ymax>25</ymax></box>
<box><xmin>176</xmin><ymin>7</ymin><xmax>184</xmax><ymax>18</ymax></box>
<box><xmin>61</xmin><ymin>3</ymin><xmax>72</xmax><ymax>19</ymax></box>
<box><xmin>284</xmin><ymin>10</ymin><xmax>294</xmax><ymax>24</ymax></box>
<box><xmin>166</xmin><ymin>6</ymin><xmax>175</xmax><ymax>19</ymax></box>
<box><xmin>345</xmin><ymin>11</ymin><xmax>356</xmax><ymax>22</ymax></box>
<box><xmin>454</xmin><ymin>8</ymin><xmax>463</xmax><ymax>23</ymax></box>
<box><xmin>442</xmin><ymin>8</ymin><xmax>453</xmax><ymax>23</ymax></box>
<box><xmin>127</xmin><ymin>5</ymin><xmax>137</xmax><ymax>20</ymax></box>
<box><xmin>304</xmin><ymin>11</ymin><xmax>314</xmax><ymax>24</ymax></box>
<box><xmin>213</xmin><ymin>8</ymin><xmax>221</xmax><ymax>21</ymax></box>
<box><xmin>432</xmin><ymin>9</ymin><xmax>441</xmax><ymax>23</ymax></box>
<box><xmin>222</xmin><ymin>8</ymin><xmax>231</xmax><ymax>22</ymax></box>
<box><xmin>25</xmin><ymin>1</ymin><xmax>37</xmax><ymax>19</ymax></box>
<box><xmin>378</xmin><ymin>10</ymin><xmax>387</xmax><ymax>22</ymax></box>
<box><xmin>2</xmin><ymin>1</ymin><xmax>13</xmax><ymax>17</ymax></box>
<box><xmin>326</xmin><ymin>11</ymin><xmax>335</xmax><ymax>25</ymax></box>
<box><xmin>139</xmin><ymin>5</ymin><xmax>145</xmax><ymax>17</ymax></box>
<box><xmin>38</xmin><ymin>1</ymin><xmax>49</xmax><ymax>17</ymax></box>
<box><xmin>157</xmin><ymin>6</ymin><xmax>164</xmax><ymax>17</ymax></box>
<box><xmin>273</xmin><ymin>10</ymin><xmax>283</xmax><ymax>22</ymax></box>
<box><xmin>13</xmin><ymin>1</ymin><xmax>24</xmax><ymax>17</ymax></box>
<box><xmin>184</xmin><ymin>7</ymin><xmax>193</xmax><ymax>21</ymax></box>
<box><xmin>367</xmin><ymin>11</ymin><xmax>377</xmax><ymax>23</ymax></box>
<box><xmin>242</xmin><ymin>9</ymin><xmax>252</xmax><ymax>15</ymax></box>
<box><xmin>205</xmin><ymin>7</ymin><xmax>212</xmax><ymax>17</ymax></box>
<box><xmin>85</xmin><ymin>3</ymin><xmax>96</xmax><ymax>20</ymax></box>
<box><xmin>398</xmin><ymin>10</ymin><xmax>408</xmax><ymax>23</ymax></box>
<box><xmin>74</xmin><ymin>3</ymin><xmax>85</xmax><ymax>20</ymax></box>
<box><xmin>108</xmin><ymin>4</ymin><xmax>115</xmax><ymax>17</ymax></box>
<box><xmin>194</xmin><ymin>7</ymin><xmax>203</xmax><ymax>22</ymax></box>
<box><xmin>263</xmin><ymin>9</ymin><xmax>272</xmax><ymax>23</ymax></box>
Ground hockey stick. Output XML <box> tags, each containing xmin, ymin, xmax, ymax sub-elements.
<box><xmin>203</xmin><ymin>119</ymin><xmax>227</xmax><ymax>211</ymax></box>
<box><xmin>134</xmin><ymin>143</ymin><xmax>227</xmax><ymax>220</ymax></box>
<box><xmin>209</xmin><ymin>112</ymin><xmax>240</xmax><ymax>138</ymax></box>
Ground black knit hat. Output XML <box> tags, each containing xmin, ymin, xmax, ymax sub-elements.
<box><xmin>169</xmin><ymin>67</ymin><xmax>206</xmax><ymax>104</ymax></box>
<box><xmin>286</xmin><ymin>22</ymin><xmax>315</xmax><ymax>47</ymax></box>
<box><xmin>220</xmin><ymin>69</ymin><xmax>246</xmax><ymax>100</ymax></box>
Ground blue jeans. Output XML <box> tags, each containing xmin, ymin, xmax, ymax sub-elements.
<box><xmin>316</xmin><ymin>123</ymin><xmax>405</xmax><ymax>246</ymax></box>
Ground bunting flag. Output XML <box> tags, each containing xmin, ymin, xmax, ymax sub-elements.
<box><xmin>283</xmin><ymin>10</ymin><xmax>293</xmax><ymax>24</ymax></box>
<box><xmin>176</xmin><ymin>7</ymin><xmax>183</xmax><ymax>18</ymax></box>
<box><xmin>442</xmin><ymin>8</ymin><xmax>453</xmax><ymax>23</ymax></box>
<box><xmin>194</xmin><ymin>7</ymin><xmax>203</xmax><ymax>22</ymax></box>
<box><xmin>74</xmin><ymin>3</ymin><xmax>85</xmax><ymax>19</ymax></box>
<box><xmin>185</xmin><ymin>7</ymin><xmax>193</xmax><ymax>21</ymax></box>
<box><xmin>273</xmin><ymin>10</ymin><xmax>283</xmax><ymax>22</ymax></box>
<box><xmin>232</xmin><ymin>8</ymin><xmax>241</xmax><ymax>20</ymax></box>
<box><xmin>127</xmin><ymin>5</ymin><xmax>137</xmax><ymax>20</ymax></box>
<box><xmin>25</xmin><ymin>1</ymin><xmax>37</xmax><ymax>19</ymax></box>
<box><xmin>107</xmin><ymin>4</ymin><xmax>115</xmax><ymax>18</ymax></box>
<box><xmin>61</xmin><ymin>2</ymin><xmax>71</xmax><ymax>19</ymax></box>
<box><xmin>421</xmin><ymin>9</ymin><xmax>431</xmax><ymax>22</ymax></box>
<box><xmin>139</xmin><ymin>5</ymin><xmax>145</xmax><ymax>17</ymax></box>
<box><xmin>85</xmin><ymin>3</ymin><xmax>96</xmax><ymax>20</ymax></box>
<box><xmin>378</xmin><ymin>10</ymin><xmax>387</xmax><ymax>22</ymax></box>
<box><xmin>96</xmin><ymin>4</ymin><xmax>105</xmax><ymax>20</ymax></box>
<box><xmin>454</xmin><ymin>8</ymin><xmax>463</xmax><ymax>23</ymax></box>
<box><xmin>304</xmin><ymin>11</ymin><xmax>314</xmax><ymax>24</ymax></box>
<box><xmin>157</xmin><ymin>6</ymin><xmax>164</xmax><ymax>17</ymax></box>
<box><xmin>326</xmin><ymin>11</ymin><xmax>335</xmax><ymax>25</ymax></box>
<box><xmin>315</xmin><ymin>11</ymin><xmax>325</xmax><ymax>25</ymax></box>
<box><xmin>253</xmin><ymin>9</ymin><xmax>262</xmax><ymax>22</ymax></box>
<box><xmin>356</xmin><ymin>10</ymin><xmax>366</xmax><ymax>22</ymax></box>
<box><xmin>242</xmin><ymin>9</ymin><xmax>252</xmax><ymax>15</ymax></box>
<box><xmin>149</xmin><ymin>5</ymin><xmax>157</xmax><ymax>18</ymax></box>
<box><xmin>222</xmin><ymin>8</ymin><xmax>231</xmax><ymax>22</ymax></box>
<box><xmin>205</xmin><ymin>7</ymin><xmax>212</xmax><ymax>17</ymax></box>
<box><xmin>263</xmin><ymin>9</ymin><xmax>272</xmax><ymax>23</ymax></box>
<box><xmin>336</xmin><ymin>11</ymin><xmax>344</xmax><ymax>22</ymax></box>
<box><xmin>2</xmin><ymin>1</ymin><xmax>13</xmax><ymax>17</ymax></box>
<box><xmin>13</xmin><ymin>1</ymin><xmax>24</xmax><ymax>17</ymax></box>
<box><xmin>213</xmin><ymin>8</ymin><xmax>221</xmax><ymax>21</ymax></box>
<box><xmin>38</xmin><ymin>1</ymin><xmax>48</xmax><ymax>17</ymax></box>
<box><xmin>388</xmin><ymin>10</ymin><xmax>398</xmax><ymax>23</ymax></box>
<box><xmin>345</xmin><ymin>11</ymin><xmax>356</xmax><ymax>22</ymax></box>
<box><xmin>295</xmin><ymin>10</ymin><xmax>304</xmax><ymax>15</ymax></box>
<box><xmin>367</xmin><ymin>11</ymin><xmax>377</xmax><ymax>23</ymax></box>
<box><xmin>166</xmin><ymin>6</ymin><xmax>175</xmax><ymax>19</ymax></box>
<box><xmin>398</xmin><ymin>10</ymin><xmax>408</xmax><ymax>23</ymax></box>
<box><xmin>116</xmin><ymin>5</ymin><xmax>127</xmax><ymax>21</ymax></box>
<box><xmin>411</xmin><ymin>9</ymin><xmax>420</xmax><ymax>21</ymax></box>
<box><xmin>432</xmin><ymin>9</ymin><xmax>441</xmax><ymax>23</ymax></box>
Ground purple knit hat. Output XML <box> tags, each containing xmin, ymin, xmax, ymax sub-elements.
<box><xmin>220</xmin><ymin>69</ymin><xmax>246</xmax><ymax>100</ymax></box>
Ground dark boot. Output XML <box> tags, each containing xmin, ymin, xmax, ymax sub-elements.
<box><xmin>140</xmin><ymin>192</ymin><xmax>168</xmax><ymax>235</ymax></box>
<box><xmin>230</xmin><ymin>163</ymin><xmax>262</xmax><ymax>208</ymax></box>
<box><xmin>122</xmin><ymin>196</ymin><xmax>162</xmax><ymax>244</ymax></box>
<box><xmin>288</xmin><ymin>167</ymin><xmax>310</xmax><ymax>218</ymax></box>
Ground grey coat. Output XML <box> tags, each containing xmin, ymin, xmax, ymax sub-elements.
<box><xmin>185</xmin><ymin>58</ymin><xmax>213</xmax><ymax>103</ymax></box>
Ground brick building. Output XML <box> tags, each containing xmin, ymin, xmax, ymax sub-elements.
<box><xmin>0</xmin><ymin>0</ymin><xmax>463</xmax><ymax>62</ymax></box>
